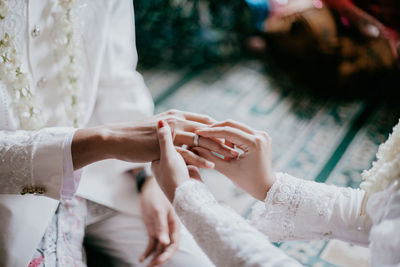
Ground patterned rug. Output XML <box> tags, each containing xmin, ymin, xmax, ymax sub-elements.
<box><xmin>141</xmin><ymin>60</ymin><xmax>400</xmax><ymax>267</ymax></box>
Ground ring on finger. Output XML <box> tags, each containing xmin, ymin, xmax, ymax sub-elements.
<box><xmin>193</xmin><ymin>134</ymin><xmax>199</xmax><ymax>147</ymax></box>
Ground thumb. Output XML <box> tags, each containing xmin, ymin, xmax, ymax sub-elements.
<box><xmin>157</xmin><ymin>120</ymin><xmax>176</xmax><ymax>159</ymax></box>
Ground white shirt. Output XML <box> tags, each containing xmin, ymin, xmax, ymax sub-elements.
<box><xmin>0</xmin><ymin>1</ymin><xmax>153</xmax><ymax>266</ymax></box>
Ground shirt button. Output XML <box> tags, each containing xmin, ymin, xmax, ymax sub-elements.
<box><xmin>36</xmin><ymin>77</ymin><xmax>47</xmax><ymax>88</ymax></box>
<box><xmin>31</xmin><ymin>25</ymin><xmax>41</xmax><ymax>37</ymax></box>
<box><xmin>20</xmin><ymin>187</ymin><xmax>28</xmax><ymax>195</ymax></box>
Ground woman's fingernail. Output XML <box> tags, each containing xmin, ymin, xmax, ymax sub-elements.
<box><xmin>158</xmin><ymin>120</ymin><xmax>165</xmax><ymax>128</ymax></box>
<box><xmin>231</xmin><ymin>150</ymin><xmax>239</xmax><ymax>156</ymax></box>
<box><xmin>205</xmin><ymin>161</ymin><xmax>215</xmax><ymax>168</ymax></box>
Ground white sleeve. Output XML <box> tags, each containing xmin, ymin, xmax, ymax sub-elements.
<box><xmin>85</xmin><ymin>0</ymin><xmax>154</xmax><ymax>175</ymax></box>
<box><xmin>250</xmin><ymin>172</ymin><xmax>372</xmax><ymax>246</ymax></box>
<box><xmin>88</xmin><ymin>0</ymin><xmax>154</xmax><ymax>127</ymax></box>
<box><xmin>0</xmin><ymin>127</ymin><xmax>75</xmax><ymax>200</ymax></box>
<box><xmin>61</xmin><ymin>129</ymin><xmax>83</xmax><ymax>199</ymax></box>
<box><xmin>173</xmin><ymin>180</ymin><xmax>302</xmax><ymax>267</ymax></box>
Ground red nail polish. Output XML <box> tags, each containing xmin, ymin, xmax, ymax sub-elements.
<box><xmin>158</xmin><ymin>120</ymin><xmax>165</xmax><ymax>128</ymax></box>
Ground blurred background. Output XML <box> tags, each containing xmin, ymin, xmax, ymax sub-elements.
<box><xmin>134</xmin><ymin>0</ymin><xmax>400</xmax><ymax>266</ymax></box>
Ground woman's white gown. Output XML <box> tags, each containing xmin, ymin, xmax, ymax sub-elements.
<box><xmin>173</xmin><ymin>172</ymin><xmax>400</xmax><ymax>266</ymax></box>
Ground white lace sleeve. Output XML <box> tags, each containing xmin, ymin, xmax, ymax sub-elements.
<box><xmin>173</xmin><ymin>180</ymin><xmax>302</xmax><ymax>267</ymax></box>
<box><xmin>0</xmin><ymin>127</ymin><xmax>73</xmax><ymax>199</ymax></box>
<box><xmin>250</xmin><ymin>172</ymin><xmax>372</xmax><ymax>245</ymax></box>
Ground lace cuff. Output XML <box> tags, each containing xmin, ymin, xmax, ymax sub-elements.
<box><xmin>250</xmin><ymin>172</ymin><xmax>370</xmax><ymax>244</ymax></box>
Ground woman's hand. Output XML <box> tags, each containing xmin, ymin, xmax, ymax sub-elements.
<box><xmin>194</xmin><ymin>120</ymin><xmax>276</xmax><ymax>201</ymax></box>
<box><xmin>139</xmin><ymin>177</ymin><xmax>180</xmax><ymax>267</ymax></box>
<box><xmin>151</xmin><ymin>120</ymin><xmax>191</xmax><ymax>203</ymax></box>
<box><xmin>71</xmin><ymin>109</ymin><xmax>237</xmax><ymax>170</ymax></box>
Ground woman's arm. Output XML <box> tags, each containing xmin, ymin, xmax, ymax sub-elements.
<box><xmin>173</xmin><ymin>179</ymin><xmax>302</xmax><ymax>267</ymax></box>
<box><xmin>195</xmin><ymin>120</ymin><xmax>372</xmax><ymax>245</ymax></box>
<box><xmin>151</xmin><ymin>120</ymin><xmax>302</xmax><ymax>267</ymax></box>
<box><xmin>250</xmin><ymin>172</ymin><xmax>371</xmax><ymax>245</ymax></box>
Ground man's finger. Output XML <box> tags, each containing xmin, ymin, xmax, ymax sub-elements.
<box><xmin>176</xmin><ymin>147</ymin><xmax>214</xmax><ymax>169</ymax></box>
<box><xmin>148</xmin><ymin>242</ymin><xmax>166</xmax><ymax>267</ymax></box>
<box><xmin>151</xmin><ymin>243</ymin><xmax>179</xmax><ymax>267</ymax></box>
<box><xmin>175</xmin><ymin>131</ymin><xmax>237</xmax><ymax>158</ymax></box>
<box><xmin>139</xmin><ymin>237</ymin><xmax>157</xmax><ymax>262</ymax></box>
<box><xmin>168</xmin><ymin>211</ymin><xmax>180</xmax><ymax>246</ymax></box>
<box><xmin>150</xmin><ymin>212</ymin><xmax>180</xmax><ymax>267</ymax></box>
<box><xmin>154</xmin><ymin>212</ymin><xmax>170</xmax><ymax>247</ymax></box>
<box><xmin>198</xmin><ymin>136</ymin><xmax>238</xmax><ymax>158</ymax></box>
<box><xmin>187</xmin><ymin>165</ymin><xmax>202</xmax><ymax>182</ymax></box>
<box><xmin>191</xmin><ymin>147</ymin><xmax>229</xmax><ymax>171</ymax></box>
<box><xmin>182</xmin><ymin>111</ymin><xmax>217</xmax><ymax>125</ymax></box>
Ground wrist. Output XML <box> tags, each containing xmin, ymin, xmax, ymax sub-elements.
<box><xmin>71</xmin><ymin>127</ymin><xmax>112</xmax><ymax>170</ymax></box>
<box><xmin>141</xmin><ymin>176</ymin><xmax>156</xmax><ymax>193</ymax></box>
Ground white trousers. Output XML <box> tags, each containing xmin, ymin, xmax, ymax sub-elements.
<box><xmin>84</xmin><ymin>207</ymin><xmax>214</xmax><ymax>267</ymax></box>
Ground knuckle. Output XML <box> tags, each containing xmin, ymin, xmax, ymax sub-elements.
<box><xmin>158</xmin><ymin>133</ymin><xmax>168</xmax><ymax>142</ymax></box>
<box><xmin>165</xmin><ymin>116</ymin><xmax>179</xmax><ymax>126</ymax></box>
<box><xmin>153</xmin><ymin>208</ymin><xmax>162</xmax><ymax>216</ymax></box>
<box><xmin>195</xmin><ymin>156</ymin><xmax>204</xmax><ymax>165</ymax></box>
<box><xmin>166</xmin><ymin>109</ymin><xmax>178</xmax><ymax>116</ymax></box>
<box><xmin>180</xmin><ymin>149</ymin><xmax>190</xmax><ymax>158</ymax></box>
<box><xmin>222</xmin><ymin>126</ymin><xmax>230</xmax><ymax>133</ymax></box>
<box><xmin>253</xmin><ymin>135</ymin><xmax>264</xmax><ymax>145</ymax></box>
<box><xmin>226</xmin><ymin>119</ymin><xmax>235</xmax><ymax>125</ymax></box>
<box><xmin>258</xmin><ymin>131</ymin><xmax>271</xmax><ymax>141</ymax></box>
<box><xmin>205</xmin><ymin>116</ymin><xmax>214</xmax><ymax>123</ymax></box>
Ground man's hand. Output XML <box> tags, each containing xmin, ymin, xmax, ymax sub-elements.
<box><xmin>71</xmin><ymin>109</ymin><xmax>236</xmax><ymax>170</ymax></box>
<box><xmin>139</xmin><ymin>177</ymin><xmax>180</xmax><ymax>267</ymax></box>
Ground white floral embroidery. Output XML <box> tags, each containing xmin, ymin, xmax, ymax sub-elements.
<box><xmin>361</xmin><ymin>119</ymin><xmax>400</xmax><ymax>195</ymax></box>
<box><xmin>173</xmin><ymin>180</ymin><xmax>302</xmax><ymax>267</ymax></box>
<box><xmin>250</xmin><ymin>173</ymin><xmax>339</xmax><ymax>242</ymax></box>
<box><xmin>0</xmin><ymin>0</ymin><xmax>84</xmax><ymax>130</ymax></box>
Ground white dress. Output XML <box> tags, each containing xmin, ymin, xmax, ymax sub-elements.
<box><xmin>173</xmin><ymin>173</ymin><xmax>400</xmax><ymax>267</ymax></box>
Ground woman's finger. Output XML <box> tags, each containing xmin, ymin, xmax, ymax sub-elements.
<box><xmin>211</xmin><ymin>119</ymin><xmax>255</xmax><ymax>134</ymax></box>
<box><xmin>176</xmin><ymin>146</ymin><xmax>214</xmax><ymax>169</ymax></box>
<box><xmin>196</xmin><ymin>126</ymin><xmax>254</xmax><ymax>148</ymax></box>
<box><xmin>157</xmin><ymin>120</ymin><xmax>177</xmax><ymax>159</ymax></box>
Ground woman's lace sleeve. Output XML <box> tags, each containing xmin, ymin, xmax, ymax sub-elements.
<box><xmin>0</xmin><ymin>128</ymin><xmax>73</xmax><ymax>199</ymax></box>
<box><xmin>173</xmin><ymin>180</ymin><xmax>302</xmax><ymax>267</ymax></box>
<box><xmin>250</xmin><ymin>172</ymin><xmax>371</xmax><ymax>245</ymax></box>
